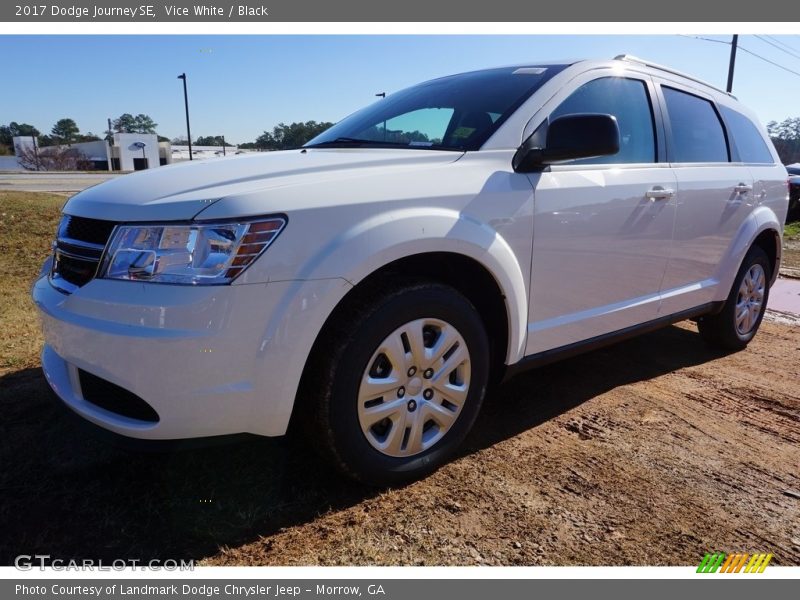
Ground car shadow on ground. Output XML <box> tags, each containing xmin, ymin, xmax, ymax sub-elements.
<box><xmin>0</xmin><ymin>324</ymin><xmax>729</xmax><ymax>564</ymax></box>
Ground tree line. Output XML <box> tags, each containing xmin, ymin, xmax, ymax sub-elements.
<box><xmin>0</xmin><ymin>113</ymin><xmax>163</xmax><ymax>155</ymax></box>
<box><xmin>767</xmin><ymin>118</ymin><xmax>800</xmax><ymax>165</ymax></box>
<box><xmin>0</xmin><ymin>120</ymin><xmax>101</xmax><ymax>154</ymax></box>
<box><xmin>5</xmin><ymin>114</ymin><xmax>800</xmax><ymax>163</ymax></box>
<box><xmin>1</xmin><ymin>116</ymin><xmax>333</xmax><ymax>156</ymax></box>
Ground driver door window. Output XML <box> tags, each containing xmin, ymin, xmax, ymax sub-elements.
<box><xmin>550</xmin><ymin>77</ymin><xmax>657</xmax><ymax>165</ymax></box>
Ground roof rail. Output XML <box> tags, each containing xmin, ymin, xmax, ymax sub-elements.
<box><xmin>613</xmin><ymin>54</ymin><xmax>735</xmax><ymax>98</ymax></box>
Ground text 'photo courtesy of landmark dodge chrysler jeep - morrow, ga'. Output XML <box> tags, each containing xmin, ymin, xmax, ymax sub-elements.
<box><xmin>33</xmin><ymin>55</ymin><xmax>789</xmax><ymax>485</ymax></box>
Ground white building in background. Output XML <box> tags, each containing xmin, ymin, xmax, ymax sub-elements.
<box><xmin>111</xmin><ymin>133</ymin><xmax>168</xmax><ymax>171</ymax></box>
<box><xmin>8</xmin><ymin>134</ymin><xmax>257</xmax><ymax>171</ymax></box>
<box><xmin>10</xmin><ymin>133</ymin><xmax>172</xmax><ymax>171</ymax></box>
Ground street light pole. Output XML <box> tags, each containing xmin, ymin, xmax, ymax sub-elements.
<box><xmin>177</xmin><ymin>73</ymin><xmax>193</xmax><ymax>160</ymax></box>
<box><xmin>376</xmin><ymin>92</ymin><xmax>386</xmax><ymax>141</ymax></box>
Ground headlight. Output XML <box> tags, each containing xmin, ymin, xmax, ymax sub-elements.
<box><xmin>100</xmin><ymin>217</ymin><xmax>286</xmax><ymax>285</ymax></box>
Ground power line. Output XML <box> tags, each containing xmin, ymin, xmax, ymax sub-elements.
<box><xmin>754</xmin><ymin>34</ymin><xmax>800</xmax><ymax>62</ymax></box>
<box><xmin>737</xmin><ymin>45</ymin><xmax>800</xmax><ymax>78</ymax></box>
<box><xmin>763</xmin><ymin>35</ymin><xmax>800</xmax><ymax>56</ymax></box>
<box><xmin>679</xmin><ymin>34</ymin><xmax>800</xmax><ymax>80</ymax></box>
<box><xmin>678</xmin><ymin>34</ymin><xmax>730</xmax><ymax>46</ymax></box>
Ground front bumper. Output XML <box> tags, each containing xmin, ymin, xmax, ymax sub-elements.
<box><xmin>33</xmin><ymin>273</ymin><xmax>352</xmax><ymax>440</ymax></box>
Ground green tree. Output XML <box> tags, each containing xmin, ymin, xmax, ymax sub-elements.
<box><xmin>255</xmin><ymin>121</ymin><xmax>333</xmax><ymax>150</ymax></box>
<box><xmin>194</xmin><ymin>135</ymin><xmax>233</xmax><ymax>147</ymax></box>
<box><xmin>111</xmin><ymin>113</ymin><xmax>159</xmax><ymax>135</ymax></box>
<box><xmin>767</xmin><ymin>117</ymin><xmax>800</xmax><ymax>164</ymax></box>
<box><xmin>133</xmin><ymin>114</ymin><xmax>158</xmax><ymax>134</ymax></box>
<box><xmin>1</xmin><ymin>122</ymin><xmax>41</xmax><ymax>153</ymax></box>
<box><xmin>77</xmin><ymin>132</ymin><xmax>102</xmax><ymax>142</ymax></box>
<box><xmin>111</xmin><ymin>113</ymin><xmax>136</xmax><ymax>133</ymax></box>
<box><xmin>11</xmin><ymin>122</ymin><xmax>41</xmax><ymax>137</ymax></box>
<box><xmin>0</xmin><ymin>125</ymin><xmax>12</xmax><ymax>150</ymax></box>
<box><xmin>6</xmin><ymin>122</ymin><xmax>41</xmax><ymax>138</ymax></box>
<box><xmin>51</xmin><ymin>118</ymin><xmax>80</xmax><ymax>144</ymax></box>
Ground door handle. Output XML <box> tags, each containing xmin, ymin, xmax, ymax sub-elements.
<box><xmin>645</xmin><ymin>186</ymin><xmax>675</xmax><ymax>200</ymax></box>
<box><xmin>734</xmin><ymin>183</ymin><xmax>753</xmax><ymax>194</ymax></box>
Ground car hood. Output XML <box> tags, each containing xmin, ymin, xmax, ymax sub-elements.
<box><xmin>63</xmin><ymin>148</ymin><xmax>463</xmax><ymax>222</ymax></box>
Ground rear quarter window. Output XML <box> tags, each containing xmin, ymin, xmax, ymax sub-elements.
<box><xmin>720</xmin><ymin>106</ymin><xmax>774</xmax><ymax>164</ymax></box>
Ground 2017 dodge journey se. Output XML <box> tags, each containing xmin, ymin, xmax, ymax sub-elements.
<box><xmin>33</xmin><ymin>56</ymin><xmax>789</xmax><ymax>485</ymax></box>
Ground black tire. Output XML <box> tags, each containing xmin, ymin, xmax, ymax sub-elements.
<box><xmin>697</xmin><ymin>245</ymin><xmax>771</xmax><ymax>351</ymax></box>
<box><xmin>299</xmin><ymin>280</ymin><xmax>490</xmax><ymax>486</ymax></box>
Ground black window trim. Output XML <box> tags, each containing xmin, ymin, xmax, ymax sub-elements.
<box><xmin>655</xmin><ymin>80</ymin><xmax>733</xmax><ymax>165</ymax></box>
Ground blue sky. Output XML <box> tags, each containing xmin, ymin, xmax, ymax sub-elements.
<box><xmin>1</xmin><ymin>35</ymin><xmax>800</xmax><ymax>144</ymax></box>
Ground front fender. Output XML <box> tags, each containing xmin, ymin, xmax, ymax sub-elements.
<box><xmin>292</xmin><ymin>207</ymin><xmax>529</xmax><ymax>364</ymax></box>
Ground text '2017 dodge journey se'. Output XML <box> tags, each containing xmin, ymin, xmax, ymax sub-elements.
<box><xmin>33</xmin><ymin>56</ymin><xmax>789</xmax><ymax>485</ymax></box>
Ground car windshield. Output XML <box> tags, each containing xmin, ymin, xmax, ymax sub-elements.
<box><xmin>305</xmin><ymin>65</ymin><xmax>567</xmax><ymax>151</ymax></box>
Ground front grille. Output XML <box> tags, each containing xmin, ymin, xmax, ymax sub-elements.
<box><xmin>50</xmin><ymin>215</ymin><xmax>117</xmax><ymax>292</ymax></box>
<box><xmin>64</xmin><ymin>216</ymin><xmax>117</xmax><ymax>246</ymax></box>
<box><xmin>78</xmin><ymin>369</ymin><xmax>160</xmax><ymax>423</ymax></box>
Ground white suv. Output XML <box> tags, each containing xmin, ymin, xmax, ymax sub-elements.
<box><xmin>33</xmin><ymin>56</ymin><xmax>788</xmax><ymax>485</ymax></box>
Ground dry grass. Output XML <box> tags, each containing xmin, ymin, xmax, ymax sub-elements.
<box><xmin>0</xmin><ymin>191</ymin><xmax>64</xmax><ymax>373</ymax></box>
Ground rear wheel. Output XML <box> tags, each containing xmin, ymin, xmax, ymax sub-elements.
<box><xmin>697</xmin><ymin>246</ymin><xmax>770</xmax><ymax>350</ymax></box>
<box><xmin>301</xmin><ymin>281</ymin><xmax>489</xmax><ymax>486</ymax></box>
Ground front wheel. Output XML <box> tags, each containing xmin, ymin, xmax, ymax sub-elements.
<box><xmin>697</xmin><ymin>246</ymin><xmax>771</xmax><ymax>350</ymax></box>
<box><xmin>301</xmin><ymin>281</ymin><xmax>489</xmax><ymax>486</ymax></box>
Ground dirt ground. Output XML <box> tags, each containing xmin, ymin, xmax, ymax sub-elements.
<box><xmin>1</xmin><ymin>318</ymin><xmax>798</xmax><ymax>567</ymax></box>
<box><xmin>782</xmin><ymin>236</ymin><xmax>800</xmax><ymax>277</ymax></box>
<box><xmin>1</xmin><ymin>191</ymin><xmax>798</xmax><ymax>566</ymax></box>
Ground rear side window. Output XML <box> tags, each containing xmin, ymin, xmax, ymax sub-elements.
<box><xmin>662</xmin><ymin>87</ymin><xmax>729</xmax><ymax>163</ymax></box>
<box><xmin>550</xmin><ymin>77</ymin><xmax>656</xmax><ymax>164</ymax></box>
<box><xmin>720</xmin><ymin>106</ymin><xmax>774</xmax><ymax>164</ymax></box>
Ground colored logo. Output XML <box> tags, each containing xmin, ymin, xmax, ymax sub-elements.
<box><xmin>697</xmin><ymin>552</ymin><xmax>773</xmax><ymax>573</ymax></box>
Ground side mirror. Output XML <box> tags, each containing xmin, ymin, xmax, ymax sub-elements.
<box><xmin>512</xmin><ymin>113</ymin><xmax>620</xmax><ymax>173</ymax></box>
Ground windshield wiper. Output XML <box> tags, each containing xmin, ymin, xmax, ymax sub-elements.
<box><xmin>305</xmin><ymin>137</ymin><xmax>434</xmax><ymax>149</ymax></box>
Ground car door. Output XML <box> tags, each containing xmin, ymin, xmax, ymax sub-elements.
<box><xmin>524</xmin><ymin>71</ymin><xmax>678</xmax><ymax>355</ymax></box>
<box><xmin>654</xmin><ymin>81</ymin><xmax>756</xmax><ymax>315</ymax></box>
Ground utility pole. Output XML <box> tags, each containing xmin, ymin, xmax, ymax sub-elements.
<box><xmin>222</xmin><ymin>135</ymin><xmax>226</xmax><ymax>156</ymax></box>
<box><xmin>726</xmin><ymin>34</ymin><xmax>738</xmax><ymax>93</ymax></box>
<box><xmin>177</xmin><ymin>73</ymin><xmax>193</xmax><ymax>160</ymax></box>
<box><xmin>106</xmin><ymin>118</ymin><xmax>114</xmax><ymax>171</ymax></box>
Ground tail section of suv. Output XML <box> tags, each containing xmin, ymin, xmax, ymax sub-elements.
<box><xmin>32</xmin><ymin>56</ymin><xmax>788</xmax><ymax>485</ymax></box>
